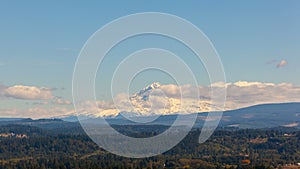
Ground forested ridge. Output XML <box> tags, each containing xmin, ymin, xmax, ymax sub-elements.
<box><xmin>0</xmin><ymin>124</ymin><xmax>300</xmax><ymax>169</ymax></box>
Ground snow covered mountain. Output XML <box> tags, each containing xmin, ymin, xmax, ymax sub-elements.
<box><xmin>75</xmin><ymin>82</ymin><xmax>218</xmax><ymax>118</ymax></box>
<box><xmin>134</xmin><ymin>82</ymin><xmax>161</xmax><ymax>99</ymax></box>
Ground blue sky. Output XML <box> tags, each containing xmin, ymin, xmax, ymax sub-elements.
<box><xmin>0</xmin><ymin>1</ymin><xmax>300</xmax><ymax>117</ymax></box>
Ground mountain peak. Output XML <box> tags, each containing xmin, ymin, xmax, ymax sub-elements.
<box><xmin>146</xmin><ymin>82</ymin><xmax>161</xmax><ymax>89</ymax></box>
<box><xmin>137</xmin><ymin>82</ymin><xmax>161</xmax><ymax>96</ymax></box>
<box><xmin>128</xmin><ymin>82</ymin><xmax>161</xmax><ymax>103</ymax></box>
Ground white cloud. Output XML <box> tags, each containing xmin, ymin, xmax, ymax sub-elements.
<box><xmin>276</xmin><ymin>60</ymin><xmax>288</xmax><ymax>68</ymax></box>
<box><xmin>1</xmin><ymin>81</ymin><xmax>300</xmax><ymax>118</ymax></box>
<box><xmin>53</xmin><ymin>98</ymin><xmax>72</xmax><ymax>105</ymax></box>
<box><xmin>4</xmin><ymin>85</ymin><xmax>53</xmax><ymax>100</ymax></box>
<box><xmin>159</xmin><ymin>84</ymin><xmax>181</xmax><ymax>98</ymax></box>
<box><xmin>0</xmin><ymin>107</ymin><xmax>73</xmax><ymax>119</ymax></box>
<box><xmin>91</xmin><ymin>81</ymin><xmax>300</xmax><ymax>117</ymax></box>
<box><xmin>232</xmin><ymin>81</ymin><xmax>275</xmax><ymax>87</ymax></box>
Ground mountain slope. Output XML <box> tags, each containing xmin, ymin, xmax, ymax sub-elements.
<box><xmin>219</xmin><ymin>102</ymin><xmax>300</xmax><ymax>128</ymax></box>
<box><xmin>1</xmin><ymin>103</ymin><xmax>300</xmax><ymax>129</ymax></box>
<box><xmin>59</xmin><ymin>102</ymin><xmax>300</xmax><ymax>129</ymax></box>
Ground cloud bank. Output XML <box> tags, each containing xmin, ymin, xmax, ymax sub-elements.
<box><xmin>4</xmin><ymin>85</ymin><xmax>53</xmax><ymax>100</ymax></box>
<box><xmin>1</xmin><ymin>81</ymin><xmax>300</xmax><ymax>118</ymax></box>
<box><xmin>276</xmin><ymin>60</ymin><xmax>288</xmax><ymax>68</ymax></box>
<box><xmin>83</xmin><ymin>81</ymin><xmax>300</xmax><ymax>117</ymax></box>
<box><xmin>53</xmin><ymin>98</ymin><xmax>72</xmax><ymax>105</ymax></box>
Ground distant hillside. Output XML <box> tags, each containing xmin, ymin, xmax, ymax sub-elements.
<box><xmin>220</xmin><ymin>102</ymin><xmax>300</xmax><ymax>128</ymax></box>
<box><xmin>72</xmin><ymin>102</ymin><xmax>300</xmax><ymax>129</ymax></box>
<box><xmin>2</xmin><ymin>103</ymin><xmax>300</xmax><ymax>129</ymax></box>
<box><xmin>0</xmin><ymin>118</ymin><xmax>25</xmax><ymax>121</ymax></box>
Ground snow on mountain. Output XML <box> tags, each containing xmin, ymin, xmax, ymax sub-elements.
<box><xmin>130</xmin><ymin>82</ymin><xmax>161</xmax><ymax>102</ymax></box>
<box><xmin>136</xmin><ymin>82</ymin><xmax>161</xmax><ymax>97</ymax></box>
<box><xmin>46</xmin><ymin>81</ymin><xmax>300</xmax><ymax>119</ymax></box>
<box><xmin>87</xmin><ymin>82</ymin><xmax>218</xmax><ymax>118</ymax></box>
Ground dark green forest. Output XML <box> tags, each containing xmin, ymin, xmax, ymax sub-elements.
<box><xmin>1</xmin><ymin>124</ymin><xmax>300</xmax><ymax>169</ymax></box>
